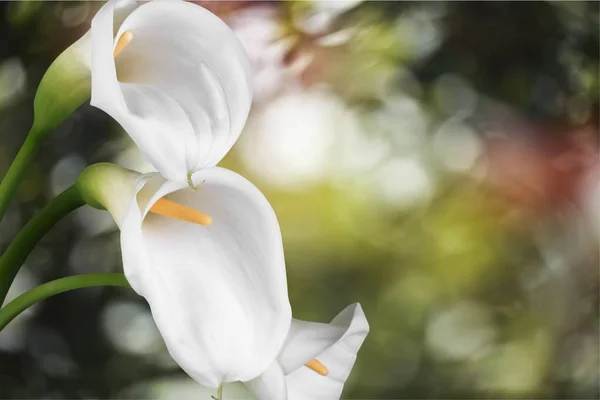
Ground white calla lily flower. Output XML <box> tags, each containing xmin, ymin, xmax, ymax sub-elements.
<box><xmin>123</xmin><ymin>167</ymin><xmax>290</xmax><ymax>387</ymax></box>
<box><xmin>93</xmin><ymin>0</ymin><xmax>251</xmax><ymax>183</ymax></box>
<box><xmin>78</xmin><ymin>163</ymin><xmax>290</xmax><ymax>387</ymax></box>
<box><xmin>45</xmin><ymin>0</ymin><xmax>251</xmax><ymax>183</ymax></box>
<box><xmin>246</xmin><ymin>303</ymin><xmax>369</xmax><ymax>400</ymax></box>
<box><xmin>77</xmin><ymin>163</ymin><xmax>368</xmax><ymax>397</ymax></box>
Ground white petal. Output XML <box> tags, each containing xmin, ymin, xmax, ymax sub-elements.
<box><xmin>120</xmin><ymin>167</ymin><xmax>291</xmax><ymax>387</ymax></box>
<box><xmin>90</xmin><ymin>0</ymin><xmax>131</xmax><ymax>116</ymax></box>
<box><xmin>245</xmin><ymin>362</ymin><xmax>288</xmax><ymax>400</ymax></box>
<box><xmin>282</xmin><ymin>304</ymin><xmax>369</xmax><ymax>400</ymax></box>
<box><xmin>91</xmin><ymin>0</ymin><xmax>252</xmax><ymax>182</ymax></box>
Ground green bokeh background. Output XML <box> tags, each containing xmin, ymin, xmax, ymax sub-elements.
<box><xmin>0</xmin><ymin>1</ymin><xmax>598</xmax><ymax>399</ymax></box>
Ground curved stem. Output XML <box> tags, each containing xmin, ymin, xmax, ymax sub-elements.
<box><xmin>0</xmin><ymin>129</ymin><xmax>42</xmax><ymax>222</ymax></box>
<box><xmin>0</xmin><ymin>184</ymin><xmax>84</xmax><ymax>304</ymax></box>
<box><xmin>0</xmin><ymin>273</ymin><xmax>130</xmax><ymax>331</ymax></box>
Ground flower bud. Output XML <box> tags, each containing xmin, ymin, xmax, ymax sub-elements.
<box><xmin>31</xmin><ymin>33</ymin><xmax>91</xmax><ymax>137</ymax></box>
<box><xmin>76</xmin><ymin>162</ymin><xmax>140</xmax><ymax>226</ymax></box>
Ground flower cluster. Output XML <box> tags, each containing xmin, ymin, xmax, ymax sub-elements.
<box><xmin>14</xmin><ymin>1</ymin><xmax>370</xmax><ymax>399</ymax></box>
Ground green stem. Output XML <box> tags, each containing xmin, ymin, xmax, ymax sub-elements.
<box><xmin>0</xmin><ymin>273</ymin><xmax>130</xmax><ymax>331</ymax></box>
<box><xmin>0</xmin><ymin>184</ymin><xmax>84</xmax><ymax>304</ymax></box>
<box><xmin>217</xmin><ymin>384</ymin><xmax>223</xmax><ymax>400</ymax></box>
<box><xmin>0</xmin><ymin>128</ymin><xmax>43</xmax><ymax>222</ymax></box>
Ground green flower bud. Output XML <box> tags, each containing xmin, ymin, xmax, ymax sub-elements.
<box><xmin>31</xmin><ymin>33</ymin><xmax>91</xmax><ymax>137</ymax></box>
<box><xmin>76</xmin><ymin>163</ymin><xmax>140</xmax><ymax>226</ymax></box>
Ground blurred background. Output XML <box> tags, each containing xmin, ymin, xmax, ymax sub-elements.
<box><xmin>0</xmin><ymin>1</ymin><xmax>598</xmax><ymax>399</ymax></box>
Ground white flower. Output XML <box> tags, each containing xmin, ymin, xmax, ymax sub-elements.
<box><xmin>78</xmin><ymin>163</ymin><xmax>290</xmax><ymax>386</ymax></box>
<box><xmin>246</xmin><ymin>303</ymin><xmax>369</xmax><ymax>400</ymax></box>
<box><xmin>120</xmin><ymin>167</ymin><xmax>290</xmax><ymax>387</ymax></box>
<box><xmin>35</xmin><ymin>0</ymin><xmax>251</xmax><ymax>182</ymax></box>
<box><xmin>63</xmin><ymin>0</ymin><xmax>250</xmax><ymax>183</ymax></box>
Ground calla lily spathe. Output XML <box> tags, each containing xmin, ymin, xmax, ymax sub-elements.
<box><xmin>40</xmin><ymin>0</ymin><xmax>252</xmax><ymax>183</ymax></box>
<box><xmin>79</xmin><ymin>163</ymin><xmax>292</xmax><ymax>387</ymax></box>
<box><xmin>246</xmin><ymin>303</ymin><xmax>369</xmax><ymax>400</ymax></box>
<box><xmin>91</xmin><ymin>0</ymin><xmax>252</xmax><ymax>183</ymax></box>
<box><xmin>123</xmin><ymin>168</ymin><xmax>292</xmax><ymax>387</ymax></box>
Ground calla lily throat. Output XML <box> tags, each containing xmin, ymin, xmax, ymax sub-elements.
<box><xmin>113</xmin><ymin>30</ymin><xmax>133</xmax><ymax>58</ymax></box>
